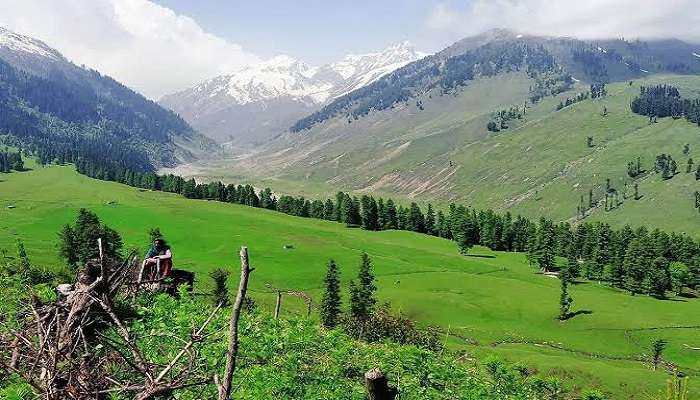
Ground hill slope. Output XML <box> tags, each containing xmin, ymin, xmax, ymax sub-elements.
<box><xmin>0</xmin><ymin>26</ymin><xmax>216</xmax><ymax>170</ymax></box>
<box><xmin>175</xmin><ymin>73</ymin><xmax>700</xmax><ymax>234</ymax></box>
<box><xmin>1</xmin><ymin>163</ymin><xmax>698</xmax><ymax>399</ymax></box>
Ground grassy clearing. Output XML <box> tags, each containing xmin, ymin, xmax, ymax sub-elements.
<box><xmin>1</xmin><ymin>162</ymin><xmax>699</xmax><ymax>399</ymax></box>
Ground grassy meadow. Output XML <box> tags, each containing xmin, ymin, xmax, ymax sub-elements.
<box><xmin>1</xmin><ymin>161</ymin><xmax>699</xmax><ymax>399</ymax></box>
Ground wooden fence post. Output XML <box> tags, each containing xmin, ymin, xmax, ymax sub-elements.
<box><xmin>274</xmin><ymin>291</ymin><xmax>282</xmax><ymax>319</ymax></box>
<box><xmin>365</xmin><ymin>368</ymin><xmax>396</xmax><ymax>400</ymax></box>
<box><xmin>218</xmin><ymin>246</ymin><xmax>253</xmax><ymax>400</ymax></box>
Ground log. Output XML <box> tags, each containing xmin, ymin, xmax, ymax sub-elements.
<box><xmin>364</xmin><ymin>368</ymin><xmax>396</xmax><ymax>400</ymax></box>
<box><xmin>218</xmin><ymin>246</ymin><xmax>253</xmax><ymax>400</ymax></box>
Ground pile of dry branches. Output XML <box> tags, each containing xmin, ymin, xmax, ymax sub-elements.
<box><xmin>0</xmin><ymin>245</ymin><xmax>253</xmax><ymax>400</ymax></box>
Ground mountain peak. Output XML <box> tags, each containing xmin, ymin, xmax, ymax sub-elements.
<box><xmin>0</xmin><ymin>26</ymin><xmax>63</xmax><ymax>61</ymax></box>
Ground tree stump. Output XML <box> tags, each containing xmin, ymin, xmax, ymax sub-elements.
<box><xmin>364</xmin><ymin>368</ymin><xmax>397</xmax><ymax>400</ymax></box>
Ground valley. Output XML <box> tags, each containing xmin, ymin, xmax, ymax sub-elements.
<box><xmin>1</xmin><ymin>162</ymin><xmax>699</xmax><ymax>399</ymax></box>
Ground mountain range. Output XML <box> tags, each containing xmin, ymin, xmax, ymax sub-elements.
<box><xmin>159</xmin><ymin>42</ymin><xmax>427</xmax><ymax>146</ymax></box>
<box><xmin>162</xmin><ymin>29</ymin><xmax>700</xmax><ymax>234</ymax></box>
<box><xmin>0</xmin><ymin>26</ymin><xmax>215</xmax><ymax>170</ymax></box>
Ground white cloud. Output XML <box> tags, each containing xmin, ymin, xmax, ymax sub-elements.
<box><xmin>0</xmin><ymin>0</ymin><xmax>260</xmax><ymax>99</ymax></box>
<box><xmin>427</xmin><ymin>0</ymin><xmax>700</xmax><ymax>43</ymax></box>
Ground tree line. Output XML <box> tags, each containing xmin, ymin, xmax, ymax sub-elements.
<box><xmin>630</xmin><ymin>84</ymin><xmax>700</xmax><ymax>126</ymax></box>
<box><xmin>0</xmin><ymin>149</ymin><xmax>23</xmax><ymax>173</ymax></box>
<box><xmin>71</xmin><ymin>156</ymin><xmax>700</xmax><ymax>300</ymax></box>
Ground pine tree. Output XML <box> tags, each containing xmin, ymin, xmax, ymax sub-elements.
<box><xmin>209</xmin><ymin>268</ymin><xmax>230</xmax><ymax>306</ymax></box>
<box><xmin>535</xmin><ymin>218</ymin><xmax>556</xmax><ymax>272</ymax></box>
<box><xmin>424</xmin><ymin>204</ymin><xmax>436</xmax><ymax>236</ymax></box>
<box><xmin>320</xmin><ymin>259</ymin><xmax>342</xmax><ymax>328</ymax></box>
<box><xmin>651</xmin><ymin>339</ymin><xmax>667</xmax><ymax>371</ymax></box>
<box><xmin>566</xmin><ymin>246</ymin><xmax>580</xmax><ymax>279</ymax></box>
<box><xmin>59</xmin><ymin>209</ymin><xmax>123</xmax><ymax>266</ymax></box>
<box><xmin>407</xmin><ymin>203</ymin><xmax>425</xmax><ymax>233</ymax></box>
<box><xmin>349</xmin><ymin>253</ymin><xmax>376</xmax><ymax>320</ymax></box>
<box><xmin>624</xmin><ymin>238</ymin><xmax>647</xmax><ymax>295</ymax></box>
<box><xmin>453</xmin><ymin>207</ymin><xmax>478</xmax><ymax>255</ymax></box>
<box><xmin>323</xmin><ymin>199</ymin><xmax>335</xmax><ymax>220</ymax></box>
<box><xmin>384</xmin><ymin>199</ymin><xmax>398</xmax><ymax>229</ymax></box>
<box><xmin>558</xmin><ymin>274</ymin><xmax>573</xmax><ymax>320</ymax></box>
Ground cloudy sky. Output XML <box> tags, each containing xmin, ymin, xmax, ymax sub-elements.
<box><xmin>0</xmin><ymin>0</ymin><xmax>697</xmax><ymax>99</ymax></box>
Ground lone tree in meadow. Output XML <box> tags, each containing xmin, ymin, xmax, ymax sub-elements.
<box><xmin>651</xmin><ymin>338</ymin><xmax>667</xmax><ymax>370</ymax></box>
<box><xmin>349</xmin><ymin>253</ymin><xmax>377</xmax><ymax>320</ymax></box>
<box><xmin>320</xmin><ymin>259</ymin><xmax>342</xmax><ymax>328</ymax></box>
<box><xmin>558</xmin><ymin>264</ymin><xmax>573</xmax><ymax>320</ymax></box>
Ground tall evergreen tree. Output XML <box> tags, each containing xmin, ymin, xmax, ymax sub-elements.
<box><xmin>424</xmin><ymin>204</ymin><xmax>436</xmax><ymax>236</ymax></box>
<box><xmin>558</xmin><ymin>274</ymin><xmax>573</xmax><ymax>320</ymax></box>
<box><xmin>349</xmin><ymin>253</ymin><xmax>376</xmax><ymax>320</ymax></box>
<box><xmin>320</xmin><ymin>259</ymin><xmax>342</xmax><ymax>328</ymax></box>
<box><xmin>535</xmin><ymin>218</ymin><xmax>556</xmax><ymax>272</ymax></box>
<box><xmin>407</xmin><ymin>202</ymin><xmax>425</xmax><ymax>233</ymax></box>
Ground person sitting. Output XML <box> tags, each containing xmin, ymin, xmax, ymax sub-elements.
<box><xmin>141</xmin><ymin>237</ymin><xmax>173</xmax><ymax>280</ymax></box>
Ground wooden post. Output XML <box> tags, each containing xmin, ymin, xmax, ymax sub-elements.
<box><xmin>218</xmin><ymin>247</ymin><xmax>253</xmax><ymax>400</ymax></box>
<box><xmin>365</xmin><ymin>368</ymin><xmax>395</xmax><ymax>400</ymax></box>
<box><xmin>274</xmin><ymin>291</ymin><xmax>282</xmax><ymax>319</ymax></box>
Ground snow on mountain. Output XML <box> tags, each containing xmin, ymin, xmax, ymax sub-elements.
<box><xmin>160</xmin><ymin>41</ymin><xmax>427</xmax><ymax>145</ymax></box>
<box><xmin>0</xmin><ymin>26</ymin><xmax>63</xmax><ymax>61</ymax></box>
<box><xmin>693</xmin><ymin>52</ymin><xmax>700</xmax><ymax>59</ymax></box>
<box><xmin>176</xmin><ymin>41</ymin><xmax>425</xmax><ymax>106</ymax></box>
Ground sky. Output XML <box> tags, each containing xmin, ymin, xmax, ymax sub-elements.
<box><xmin>0</xmin><ymin>0</ymin><xmax>697</xmax><ymax>99</ymax></box>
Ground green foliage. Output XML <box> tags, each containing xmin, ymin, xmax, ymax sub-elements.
<box><xmin>58</xmin><ymin>208</ymin><xmax>122</xmax><ymax>268</ymax></box>
<box><xmin>120</xmin><ymin>293</ymin><xmax>538</xmax><ymax>399</ymax></box>
<box><xmin>209</xmin><ymin>268</ymin><xmax>230</xmax><ymax>307</ymax></box>
<box><xmin>343</xmin><ymin>305</ymin><xmax>442</xmax><ymax>351</ymax></box>
<box><xmin>581</xmin><ymin>389</ymin><xmax>608</xmax><ymax>400</ymax></box>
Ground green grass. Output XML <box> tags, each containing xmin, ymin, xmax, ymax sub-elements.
<box><xmin>1</xmin><ymin>162</ymin><xmax>699</xmax><ymax>399</ymax></box>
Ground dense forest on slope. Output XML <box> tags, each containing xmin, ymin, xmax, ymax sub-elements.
<box><xmin>630</xmin><ymin>84</ymin><xmax>700</xmax><ymax>125</ymax></box>
<box><xmin>0</xmin><ymin>57</ymin><xmax>202</xmax><ymax>171</ymax></box>
<box><xmin>0</xmin><ymin>27</ymin><xmax>219</xmax><ymax>173</ymax></box>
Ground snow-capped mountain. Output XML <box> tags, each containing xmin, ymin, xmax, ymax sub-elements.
<box><xmin>0</xmin><ymin>26</ymin><xmax>72</xmax><ymax>77</ymax></box>
<box><xmin>160</xmin><ymin>42</ymin><xmax>427</xmax><ymax>146</ymax></box>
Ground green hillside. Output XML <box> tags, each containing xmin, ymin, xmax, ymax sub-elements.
<box><xmin>1</xmin><ymin>162</ymin><xmax>698</xmax><ymax>399</ymax></box>
<box><xmin>171</xmin><ymin>74</ymin><xmax>700</xmax><ymax>235</ymax></box>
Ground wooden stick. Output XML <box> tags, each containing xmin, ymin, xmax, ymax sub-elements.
<box><xmin>218</xmin><ymin>246</ymin><xmax>253</xmax><ymax>400</ymax></box>
<box><xmin>274</xmin><ymin>291</ymin><xmax>282</xmax><ymax>319</ymax></box>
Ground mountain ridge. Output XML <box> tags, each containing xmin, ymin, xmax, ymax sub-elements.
<box><xmin>159</xmin><ymin>42</ymin><xmax>428</xmax><ymax>146</ymax></box>
<box><xmin>0</xmin><ymin>26</ymin><xmax>216</xmax><ymax>170</ymax></box>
